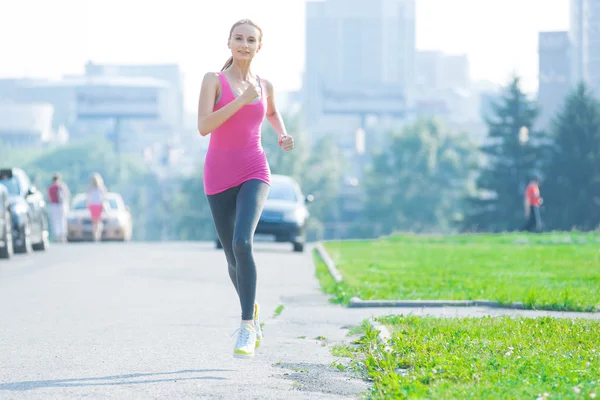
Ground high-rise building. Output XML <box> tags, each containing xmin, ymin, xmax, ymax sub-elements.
<box><xmin>415</xmin><ymin>51</ymin><xmax>470</xmax><ymax>92</ymax></box>
<box><xmin>85</xmin><ymin>61</ymin><xmax>185</xmax><ymax>128</ymax></box>
<box><xmin>304</xmin><ymin>0</ymin><xmax>415</xmax><ymax>138</ymax></box>
<box><xmin>570</xmin><ymin>0</ymin><xmax>600</xmax><ymax>94</ymax></box>
<box><xmin>538</xmin><ymin>31</ymin><xmax>571</xmax><ymax>131</ymax></box>
<box><xmin>570</xmin><ymin>0</ymin><xmax>585</xmax><ymax>84</ymax></box>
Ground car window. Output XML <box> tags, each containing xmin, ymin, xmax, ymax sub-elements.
<box><xmin>16</xmin><ymin>171</ymin><xmax>31</xmax><ymax>192</ymax></box>
<box><xmin>72</xmin><ymin>196</ymin><xmax>120</xmax><ymax>210</ymax></box>
<box><xmin>106</xmin><ymin>198</ymin><xmax>119</xmax><ymax>209</ymax></box>
<box><xmin>0</xmin><ymin>176</ymin><xmax>20</xmax><ymax>196</ymax></box>
<box><xmin>267</xmin><ymin>182</ymin><xmax>298</xmax><ymax>202</ymax></box>
<box><xmin>72</xmin><ymin>198</ymin><xmax>86</xmax><ymax>210</ymax></box>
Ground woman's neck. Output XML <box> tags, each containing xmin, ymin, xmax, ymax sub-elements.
<box><xmin>228</xmin><ymin>60</ymin><xmax>253</xmax><ymax>81</ymax></box>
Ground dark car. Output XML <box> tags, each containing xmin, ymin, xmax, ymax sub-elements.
<box><xmin>216</xmin><ymin>174</ymin><xmax>313</xmax><ymax>252</ymax></box>
<box><xmin>0</xmin><ymin>184</ymin><xmax>13</xmax><ymax>259</ymax></box>
<box><xmin>0</xmin><ymin>168</ymin><xmax>49</xmax><ymax>254</ymax></box>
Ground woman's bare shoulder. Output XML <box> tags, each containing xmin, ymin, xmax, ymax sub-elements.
<box><xmin>202</xmin><ymin>72</ymin><xmax>221</xmax><ymax>83</ymax></box>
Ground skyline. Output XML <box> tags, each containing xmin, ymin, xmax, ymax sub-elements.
<box><xmin>1</xmin><ymin>0</ymin><xmax>569</xmax><ymax>112</ymax></box>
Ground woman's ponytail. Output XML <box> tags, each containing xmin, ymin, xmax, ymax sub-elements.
<box><xmin>221</xmin><ymin>56</ymin><xmax>233</xmax><ymax>72</ymax></box>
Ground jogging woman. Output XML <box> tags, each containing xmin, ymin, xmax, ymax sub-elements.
<box><xmin>197</xmin><ymin>19</ymin><xmax>294</xmax><ymax>359</ymax></box>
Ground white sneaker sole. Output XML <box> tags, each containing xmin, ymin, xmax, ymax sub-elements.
<box><xmin>233</xmin><ymin>352</ymin><xmax>255</xmax><ymax>359</ymax></box>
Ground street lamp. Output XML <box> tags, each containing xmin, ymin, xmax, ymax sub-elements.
<box><xmin>355</xmin><ymin>128</ymin><xmax>365</xmax><ymax>155</ymax></box>
<box><xmin>517</xmin><ymin>126</ymin><xmax>529</xmax><ymax>197</ymax></box>
<box><xmin>519</xmin><ymin>126</ymin><xmax>529</xmax><ymax>145</ymax></box>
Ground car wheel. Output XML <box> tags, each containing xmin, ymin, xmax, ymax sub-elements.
<box><xmin>14</xmin><ymin>225</ymin><xmax>33</xmax><ymax>254</ymax></box>
<box><xmin>0</xmin><ymin>216</ymin><xmax>12</xmax><ymax>259</ymax></box>
<box><xmin>293</xmin><ymin>242</ymin><xmax>304</xmax><ymax>252</ymax></box>
<box><xmin>32</xmin><ymin>231</ymin><xmax>49</xmax><ymax>251</ymax></box>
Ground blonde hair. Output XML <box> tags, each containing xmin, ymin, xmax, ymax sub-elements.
<box><xmin>90</xmin><ymin>173</ymin><xmax>105</xmax><ymax>189</ymax></box>
<box><xmin>221</xmin><ymin>19</ymin><xmax>263</xmax><ymax>72</ymax></box>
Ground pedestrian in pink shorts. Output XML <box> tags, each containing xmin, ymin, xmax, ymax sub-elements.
<box><xmin>86</xmin><ymin>173</ymin><xmax>107</xmax><ymax>242</ymax></box>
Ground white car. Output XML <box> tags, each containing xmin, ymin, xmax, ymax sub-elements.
<box><xmin>67</xmin><ymin>192</ymin><xmax>133</xmax><ymax>242</ymax></box>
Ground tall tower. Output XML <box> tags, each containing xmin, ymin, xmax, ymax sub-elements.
<box><xmin>570</xmin><ymin>0</ymin><xmax>600</xmax><ymax>94</ymax></box>
<box><xmin>304</xmin><ymin>0</ymin><xmax>416</xmax><ymax>137</ymax></box>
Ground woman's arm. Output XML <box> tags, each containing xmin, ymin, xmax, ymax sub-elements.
<box><xmin>264</xmin><ymin>79</ymin><xmax>294</xmax><ymax>151</ymax></box>
<box><xmin>197</xmin><ymin>72</ymin><xmax>256</xmax><ymax>136</ymax></box>
<box><xmin>263</xmin><ymin>79</ymin><xmax>287</xmax><ymax>138</ymax></box>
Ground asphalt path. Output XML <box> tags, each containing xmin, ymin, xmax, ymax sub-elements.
<box><xmin>2</xmin><ymin>241</ymin><xmax>598</xmax><ymax>399</ymax></box>
<box><xmin>0</xmin><ymin>241</ymin><xmax>374</xmax><ymax>399</ymax></box>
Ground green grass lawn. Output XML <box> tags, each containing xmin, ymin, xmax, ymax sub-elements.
<box><xmin>315</xmin><ymin>233</ymin><xmax>600</xmax><ymax>311</ymax></box>
<box><xmin>334</xmin><ymin>315</ymin><xmax>600</xmax><ymax>399</ymax></box>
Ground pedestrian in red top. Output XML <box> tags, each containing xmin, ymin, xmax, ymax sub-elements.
<box><xmin>47</xmin><ymin>173</ymin><xmax>71</xmax><ymax>243</ymax></box>
<box><xmin>521</xmin><ymin>176</ymin><xmax>543</xmax><ymax>232</ymax></box>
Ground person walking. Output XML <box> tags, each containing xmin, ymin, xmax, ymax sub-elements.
<box><xmin>47</xmin><ymin>173</ymin><xmax>70</xmax><ymax>243</ymax></box>
<box><xmin>522</xmin><ymin>176</ymin><xmax>543</xmax><ymax>232</ymax></box>
<box><xmin>86</xmin><ymin>173</ymin><xmax>107</xmax><ymax>242</ymax></box>
<box><xmin>197</xmin><ymin>19</ymin><xmax>295</xmax><ymax>359</ymax></box>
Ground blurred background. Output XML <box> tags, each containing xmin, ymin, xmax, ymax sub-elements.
<box><xmin>1</xmin><ymin>0</ymin><xmax>597</xmax><ymax>243</ymax></box>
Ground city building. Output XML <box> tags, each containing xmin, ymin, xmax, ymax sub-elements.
<box><xmin>304</xmin><ymin>0</ymin><xmax>416</xmax><ymax>145</ymax></box>
<box><xmin>84</xmin><ymin>61</ymin><xmax>185</xmax><ymax>129</ymax></box>
<box><xmin>0</xmin><ymin>103</ymin><xmax>58</xmax><ymax>148</ymax></box>
<box><xmin>537</xmin><ymin>31</ymin><xmax>571</xmax><ymax>131</ymax></box>
<box><xmin>570</xmin><ymin>0</ymin><xmax>600</xmax><ymax>94</ymax></box>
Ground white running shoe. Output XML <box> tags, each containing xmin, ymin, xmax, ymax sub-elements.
<box><xmin>233</xmin><ymin>322</ymin><xmax>257</xmax><ymax>359</ymax></box>
<box><xmin>254</xmin><ymin>302</ymin><xmax>262</xmax><ymax>348</ymax></box>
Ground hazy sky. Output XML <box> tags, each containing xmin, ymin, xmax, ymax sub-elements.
<box><xmin>1</xmin><ymin>0</ymin><xmax>569</xmax><ymax>111</ymax></box>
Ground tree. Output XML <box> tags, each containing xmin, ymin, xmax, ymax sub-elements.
<box><xmin>173</xmin><ymin>165</ymin><xmax>216</xmax><ymax>241</ymax></box>
<box><xmin>359</xmin><ymin>118</ymin><xmax>478</xmax><ymax>236</ymax></box>
<box><xmin>543</xmin><ymin>83</ymin><xmax>600</xmax><ymax>230</ymax></box>
<box><xmin>22</xmin><ymin>138</ymin><xmax>165</xmax><ymax>241</ymax></box>
<box><xmin>462</xmin><ymin>76</ymin><xmax>545</xmax><ymax>232</ymax></box>
<box><xmin>301</xmin><ymin>135</ymin><xmax>346</xmax><ymax>239</ymax></box>
<box><xmin>261</xmin><ymin>113</ymin><xmax>346</xmax><ymax>240</ymax></box>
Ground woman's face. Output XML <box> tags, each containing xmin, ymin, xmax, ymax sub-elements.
<box><xmin>228</xmin><ymin>24</ymin><xmax>261</xmax><ymax>62</ymax></box>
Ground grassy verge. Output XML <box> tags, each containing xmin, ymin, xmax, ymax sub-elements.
<box><xmin>334</xmin><ymin>315</ymin><xmax>600</xmax><ymax>399</ymax></box>
<box><xmin>315</xmin><ymin>233</ymin><xmax>600</xmax><ymax>311</ymax></box>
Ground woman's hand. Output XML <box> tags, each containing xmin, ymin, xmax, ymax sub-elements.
<box><xmin>240</xmin><ymin>83</ymin><xmax>261</xmax><ymax>105</ymax></box>
<box><xmin>278</xmin><ymin>134</ymin><xmax>294</xmax><ymax>151</ymax></box>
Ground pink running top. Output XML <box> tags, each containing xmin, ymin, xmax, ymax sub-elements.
<box><xmin>203</xmin><ymin>72</ymin><xmax>271</xmax><ymax>195</ymax></box>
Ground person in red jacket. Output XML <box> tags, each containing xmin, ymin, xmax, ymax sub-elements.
<box><xmin>47</xmin><ymin>173</ymin><xmax>71</xmax><ymax>243</ymax></box>
<box><xmin>522</xmin><ymin>176</ymin><xmax>543</xmax><ymax>232</ymax></box>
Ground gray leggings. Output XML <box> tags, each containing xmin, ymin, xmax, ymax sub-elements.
<box><xmin>207</xmin><ymin>179</ymin><xmax>270</xmax><ymax>320</ymax></box>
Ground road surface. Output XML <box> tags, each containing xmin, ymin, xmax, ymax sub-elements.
<box><xmin>2</xmin><ymin>241</ymin><xmax>598</xmax><ymax>399</ymax></box>
<box><xmin>0</xmin><ymin>241</ymin><xmax>379</xmax><ymax>399</ymax></box>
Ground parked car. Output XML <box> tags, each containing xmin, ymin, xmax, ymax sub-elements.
<box><xmin>0</xmin><ymin>168</ymin><xmax>50</xmax><ymax>254</ymax></box>
<box><xmin>216</xmin><ymin>174</ymin><xmax>313</xmax><ymax>252</ymax></box>
<box><xmin>67</xmin><ymin>192</ymin><xmax>133</xmax><ymax>242</ymax></box>
<box><xmin>0</xmin><ymin>184</ymin><xmax>13</xmax><ymax>259</ymax></box>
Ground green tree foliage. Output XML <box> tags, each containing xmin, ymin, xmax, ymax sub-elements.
<box><xmin>543</xmin><ymin>83</ymin><xmax>600</xmax><ymax>230</ymax></box>
<box><xmin>361</xmin><ymin>118</ymin><xmax>478</xmax><ymax>236</ymax></box>
<box><xmin>462</xmin><ymin>76</ymin><xmax>545</xmax><ymax>232</ymax></box>
<box><xmin>7</xmin><ymin>138</ymin><xmax>163</xmax><ymax>241</ymax></box>
<box><xmin>172</xmin><ymin>165</ymin><xmax>215</xmax><ymax>241</ymax></box>
<box><xmin>261</xmin><ymin>114</ymin><xmax>346</xmax><ymax>240</ymax></box>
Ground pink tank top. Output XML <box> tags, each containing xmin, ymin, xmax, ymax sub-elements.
<box><xmin>203</xmin><ymin>72</ymin><xmax>271</xmax><ymax>195</ymax></box>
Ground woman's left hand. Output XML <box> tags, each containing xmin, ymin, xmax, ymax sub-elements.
<box><xmin>278</xmin><ymin>134</ymin><xmax>294</xmax><ymax>151</ymax></box>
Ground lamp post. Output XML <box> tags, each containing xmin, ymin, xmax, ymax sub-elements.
<box><xmin>517</xmin><ymin>126</ymin><xmax>529</xmax><ymax>196</ymax></box>
<box><xmin>519</xmin><ymin>126</ymin><xmax>529</xmax><ymax>146</ymax></box>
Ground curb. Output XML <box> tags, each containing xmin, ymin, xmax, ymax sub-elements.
<box><xmin>315</xmin><ymin>242</ymin><xmax>343</xmax><ymax>283</ymax></box>
<box><xmin>349</xmin><ymin>298</ymin><xmax>527</xmax><ymax>309</ymax></box>
<box><xmin>368</xmin><ymin>318</ymin><xmax>392</xmax><ymax>352</ymax></box>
